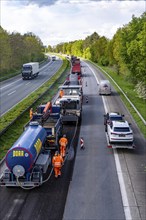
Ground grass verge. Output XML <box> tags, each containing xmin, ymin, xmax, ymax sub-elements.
<box><xmin>0</xmin><ymin>57</ymin><xmax>69</xmax><ymax>160</ymax></box>
<box><xmin>94</xmin><ymin>63</ymin><xmax>146</xmax><ymax>138</ymax></box>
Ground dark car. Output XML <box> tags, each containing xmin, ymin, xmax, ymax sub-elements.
<box><xmin>104</xmin><ymin>112</ymin><xmax>124</xmax><ymax>132</ymax></box>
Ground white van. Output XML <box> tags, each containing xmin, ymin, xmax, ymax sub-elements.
<box><xmin>99</xmin><ymin>80</ymin><xmax>111</xmax><ymax>95</ymax></box>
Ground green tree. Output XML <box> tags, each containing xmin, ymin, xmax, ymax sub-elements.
<box><xmin>0</xmin><ymin>27</ymin><xmax>12</xmax><ymax>74</ymax></box>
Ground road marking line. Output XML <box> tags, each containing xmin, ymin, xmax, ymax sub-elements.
<box><xmin>86</xmin><ymin>61</ymin><xmax>132</xmax><ymax>220</ymax></box>
<box><xmin>113</xmin><ymin>149</ymin><xmax>132</xmax><ymax>220</ymax></box>
<box><xmin>1</xmin><ymin>79</ymin><xmax>21</xmax><ymax>90</ymax></box>
<box><xmin>25</xmin><ymin>82</ymin><xmax>31</xmax><ymax>85</ymax></box>
<box><xmin>8</xmin><ymin>90</ymin><xmax>16</xmax><ymax>96</ymax></box>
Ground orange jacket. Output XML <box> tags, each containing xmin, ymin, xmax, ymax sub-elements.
<box><xmin>59</xmin><ymin>90</ymin><xmax>64</xmax><ymax>98</ymax></box>
<box><xmin>59</xmin><ymin>137</ymin><xmax>68</xmax><ymax>147</ymax></box>
<box><xmin>52</xmin><ymin>155</ymin><xmax>63</xmax><ymax>167</ymax></box>
<box><xmin>30</xmin><ymin>109</ymin><xmax>33</xmax><ymax>119</ymax></box>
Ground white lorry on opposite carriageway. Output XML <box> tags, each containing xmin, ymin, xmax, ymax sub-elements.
<box><xmin>22</xmin><ymin>62</ymin><xmax>39</xmax><ymax>79</ymax></box>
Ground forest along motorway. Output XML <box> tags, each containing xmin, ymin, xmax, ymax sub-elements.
<box><xmin>0</xmin><ymin>60</ymin><xmax>145</xmax><ymax>220</ymax></box>
<box><xmin>0</xmin><ymin>57</ymin><xmax>63</xmax><ymax>116</ymax></box>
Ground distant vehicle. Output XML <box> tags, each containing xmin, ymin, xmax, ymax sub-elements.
<box><xmin>72</xmin><ymin>63</ymin><xmax>81</xmax><ymax>76</ymax></box>
<box><xmin>107</xmin><ymin>120</ymin><xmax>133</xmax><ymax>144</ymax></box>
<box><xmin>52</xmin><ymin>56</ymin><xmax>56</xmax><ymax>61</ymax></box>
<box><xmin>104</xmin><ymin>112</ymin><xmax>124</xmax><ymax>132</ymax></box>
<box><xmin>99</xmin><ymin>80</ymin><xmax>111</xmax><ymax>95</ymax></box>
<box><xmin>22</xmin><ymin>62</ymin><xmax>39</xmax><ymax>80</ymax></box>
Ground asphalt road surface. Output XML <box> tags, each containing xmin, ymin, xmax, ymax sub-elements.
<box><xmin>0</xmin><ymin>58</ymin><xmax>63</xmax><ymax>116</ymax></box>
<box><xmin>0</xmin><ymin>60</ymin><xmax>145</xmax><ymax>220</ymax></box>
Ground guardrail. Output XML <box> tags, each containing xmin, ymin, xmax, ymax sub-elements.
<box><xmin>89</xmin><ymin>61</ymin><xmax>146</xmax><ymax>126</ymax></box>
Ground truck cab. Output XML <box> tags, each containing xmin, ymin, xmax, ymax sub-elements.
<box><xmin>22</xmin><ymin>62</ymin><xmax>39</xmax><ymax>80</ymax></box>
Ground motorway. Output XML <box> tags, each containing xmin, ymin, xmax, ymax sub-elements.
<box><xmin>0</xmin><ymin>57</ymin><xmax>63</xmax><ymax>116</ymax></box>
<box><xmin>0</xmin><ymin>60</ymin><xmax>146</xmax><ymax>220</ymax></box>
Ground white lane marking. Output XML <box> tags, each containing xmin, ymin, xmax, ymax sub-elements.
<box><xmin>25</xmin><ymin>82</ymin><xmax>31</xmax><ymax>85</ymax></box>
<box><xmin>8</xmin><ymin>90</ymin><xmax>16</xmax><ymax>96</ymax></box>
<box><xmin>0</xmin><ymin>79</ymin><xmax>21</xmax><ymax>90</ymax></box>
<box><xmin>113</xmin><ymin>149</ymin><xmax>132</xmax><ymax>220</ymax></box>
<box><xmin>85</xmin><ymin>60</ymin><xmax>132</xmax><ymax>220</ymax></box>
<box><xmin>83</xmin><ymin>61</ymin><xmax>100</xmax><ymax>84</ymax></box>
<box><xmin>5</xmin><ymin>199</ymin><xmax>24</xmax><ymax>219</ymax></box>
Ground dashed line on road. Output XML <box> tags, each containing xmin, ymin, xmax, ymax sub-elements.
<box><xmin>8</xmin><ymin>90</ymin><xmax>16</xmax><ymax>96</ymax></box>
<box><xmin>25</xmin><ymin>82</ymin><xmax>31</xmax><ymax>85</ymax></box>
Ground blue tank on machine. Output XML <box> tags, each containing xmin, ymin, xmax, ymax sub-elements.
<box><xmin>5</xmin><ymin>122</ymin><xmax>47</xmax><ymax>174</ymax></box>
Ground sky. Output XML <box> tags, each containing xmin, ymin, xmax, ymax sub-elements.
<box><xmin>1</xmin><ymin>0</ymin><xmax>146</xmax><ymax>46</ymax></box>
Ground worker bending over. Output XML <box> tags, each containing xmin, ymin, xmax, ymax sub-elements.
<box><xmin>59</xmin><ymin>134</ymin><xmax>68</xmax><ymax>158</ymax></box>
<box><xmin>59</xmin><ymin>89</ymin><xmax>64</xmax><ymax>98</ymax></box>
<box><xmin>52</xmin><ymin>151</ymin><xmax>64</xmax><ymax>178</ymax></box>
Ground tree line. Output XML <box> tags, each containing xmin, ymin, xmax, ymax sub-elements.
<box><xmin>49</xmin><ymin>12</ymin><xmax>146</xmax><ymax>100</ymax></box>
<box><xmin>0</xmin><ymin>26</ymin><xmax>45</xmax><ymax>76</ymax></box>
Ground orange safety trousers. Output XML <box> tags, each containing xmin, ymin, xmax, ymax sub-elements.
<box><xmin>60</xmin><ymin>145</ymin><xmax>66</xmax><ymax>158</ymax></box>
<box><xmin>52</xmin><ymin>155</ymin><xmax>63</xmax><ymax>178</ymax></box>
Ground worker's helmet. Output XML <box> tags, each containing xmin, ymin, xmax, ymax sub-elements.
<box><xmin>55</xmin><ymin>151</ymin><xmax>59</xmax><ymax>155</ymax></box>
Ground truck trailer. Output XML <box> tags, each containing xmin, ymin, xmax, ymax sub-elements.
<box><xmin>71</xmin><ymin>63</ymin><xmax>81</xmax><ymax>76</ymax></box>
<box><xmin>22</xmin><ymin>62</ymin><xmax>39</xmax><ymax>80</ymax></box>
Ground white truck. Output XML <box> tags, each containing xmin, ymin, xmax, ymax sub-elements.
<box><xmin>22</xmin><ymin>62</ymin><xmax>39</xmax><ymax>79</ymax></box>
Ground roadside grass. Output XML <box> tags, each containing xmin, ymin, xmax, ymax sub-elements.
<box><xmin>94</xmin><ymin>64</ymin><xmax>146</xmax><ymax>138</ymax></box>
<box><xmin>0</xmin><ymin>57</ymin><xmax>68</xmax><ymax>132</ymax></box>
<box><xmin>0</xmin><ymin>58</ymin><xmax>49</xmax><ymax>82</ymax></box>
<box><xmin>0</xmin><ymin>58</ymin><xmax>69</xmax><ymax>160</ymax></box>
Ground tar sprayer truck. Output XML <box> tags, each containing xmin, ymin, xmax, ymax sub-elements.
<box><xmin>22</xmin><ymin>62</ymin><xmax>39</xmax><ymax>79</ymax></box>
<box><xmin>0</xmin><ymin>122</ymin><xmax>51</xmax><ymax>187</ymax></box>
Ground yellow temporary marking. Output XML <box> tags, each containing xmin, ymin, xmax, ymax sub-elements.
<box><xmin>13</xmin><ymin>150</ymin><xmax>24</xmax><ymax>157</ymax></box>
<box><xmin>34</xmin><ymin>138</ymin><xmax>42</xmax><ymax>154</ymax></box>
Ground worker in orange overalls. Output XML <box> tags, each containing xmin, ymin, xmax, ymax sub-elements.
<box><xmin>59</xmin><ymin>89</ymin><xmax>64</xmax><ymax>98</ymax></box>
<box><xmin>52</xmin><ymin>151</ymin><xmax>64</xmax><ymax>178</ymax></box>
<box><xmin>29</xmin><ymin>108</ymin><xmax>33</xmax><ymax>121</ymax></box>
<box><xmin>59</xmin><ymin>134</ymin><xmax>68</xmax><ymax>158</ymax></box>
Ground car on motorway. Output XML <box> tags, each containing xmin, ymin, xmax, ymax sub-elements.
<box><xmin>104</xmin><ymin>112</ymin><xmax>124</xmax><ymax>132</ymax></box>
<box><xmin>99</xmin><ymin>80</ymin><xmax>111</xmax><ymax>95</ymax></box>
<box><xmin>107</xmin><ymin>120</ymin><xmax>134</xmax><ymax>144</ymax></box>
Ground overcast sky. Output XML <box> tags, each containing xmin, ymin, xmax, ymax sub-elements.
<box><xmin>1</xmin><ymin>0</ymin><xmax>146</xmax><ymax>46</ymax></box>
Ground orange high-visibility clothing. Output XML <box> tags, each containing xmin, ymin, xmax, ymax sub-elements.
<box><xmin>60</xmin><ymin>145</ymin><xmax>66</xmax><ymax>157</ymax></box>
<box><xmin>43</xmin><ymin>102</ymin><xmax>52</xmax><ymax>114</ymax></box>
<box><xmin>59</xmin><ymin>137</ymin><xmax>68</xmax><ymax>147</ymax></box>
<box><xmin>52</xmin><ymin>154</ymin><xmax>63</xmax><ymax>178</ymax></box>
<box><xmin>59</xmin><ymin>90</ymin><xmax>64</xmax><ymax>98</ymax></box>
<box><xmin>29</xmin><ymin>109</ymin><xmax>33</xmax><ymax>120</ymax></box>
